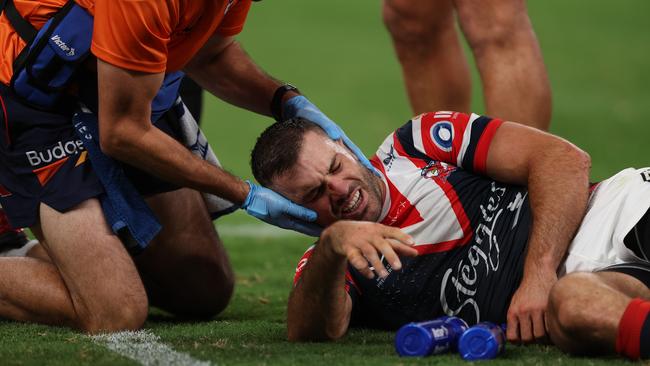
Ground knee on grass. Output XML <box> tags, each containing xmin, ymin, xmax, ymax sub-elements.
<box><xmin>547</xmin><ymin>272</ymin><xmax>615</xmax><ymax>355</ymax></box>
<box><xmin>76</xmin><ymin>294</ymin><xmax>149</xmax><ymax>334</ymax></box>
<box><xmin>175</xmin><ymin>280</ymin><xmax>234</xmax><ymax>320</ymax></box>
<box><xmin>161</xmin><ymin>257</ymin><xmax>235</xmax><ymax>320</ymax></box>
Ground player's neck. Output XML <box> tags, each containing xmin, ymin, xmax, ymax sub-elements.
<box><xmin>371</xmin><ymin>171</ymin><xmax>389</xmax><ymax>222</ymax></box>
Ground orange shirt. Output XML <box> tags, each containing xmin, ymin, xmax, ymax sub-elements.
<box><xmin>0</xmin><ymin>0</ymin><xmax>252</xmax><ymax>85</ymax></box>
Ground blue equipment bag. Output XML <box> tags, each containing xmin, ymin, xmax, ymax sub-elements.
<box><xmin>6</xmin><ymin>0</ymin><xmax>93</xmax><ymax>110</ymax></box>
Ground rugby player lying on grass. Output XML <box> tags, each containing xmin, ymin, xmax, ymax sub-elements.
<box><xmin>250</xmin><ymin>113</ymin><xmax>650</xmax><ymax>359</ymax></box>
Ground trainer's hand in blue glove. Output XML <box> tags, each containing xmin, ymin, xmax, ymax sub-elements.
<box><xmin>283</xmin><ymin>95</ymin><xmax>380</xmax><ymax>176</ymax></box>
<box><xmin>241</xmin><ymin>181</ymin><xmax>322</xmax><ymax>237</ymax></box>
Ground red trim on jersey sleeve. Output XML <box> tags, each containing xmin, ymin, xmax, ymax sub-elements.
<box><xmin>345</xmin><ymin>271</ymin><xmax>360</xmax><ymax>294</ymax></box>
<box><xmin>418</xmin><ymin>113</ymin><xmax>439</xmax><ymax>159</ymax></box>
<box><xmin>293</xmin><ymin>246</ymin><xmax>315</xmax><ymax>286</ymax></box>
<box><xmin>472</xmin><ymin>118</ymin><xmax>503</xmax><ymax>174</ymax></box>
<box><xmin>292</xmin><ymin>245</ymin><xmax>360</xmax><ymax>295</ymax></box>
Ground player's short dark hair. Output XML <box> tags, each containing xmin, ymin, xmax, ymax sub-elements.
<box><xmin>251</xmin><ymin>117</ymin><xmax>323</xmax><ymax>187</ymax></box>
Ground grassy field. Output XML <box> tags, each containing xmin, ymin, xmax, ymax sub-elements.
<box><xmin>3</xmin><ymin>0</ymin><xmax>650</xmax><ymax>364</ymax></box>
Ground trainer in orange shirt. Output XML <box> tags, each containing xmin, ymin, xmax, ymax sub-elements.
<box><xmin>0</xmin><ymin>0</ymin><xmax>371</xmax><ymax>333</ymax></box>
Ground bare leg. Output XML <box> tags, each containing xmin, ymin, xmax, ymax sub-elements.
<box><xmin>547</xmin><ymin>271</ymin><xmax>650</xmax><ymax>355</ymax></box>
<box><xmin>455</xmin><ymin>0</ymin><xmax>552</xmax><ymax>130</ymax></box>
<box><xmin>0</xmin><ymin>199</ymin><xmax>148</xmax><ymax>333</ymax></box>
<box><xmin>383</xmin><ymin>0</ymin><xmax>472</xmax><ymax>115</ymax></box>
<box><xmin>134</xmin><ymin>188</ymin><xmax>234</xmax><ymax>319</ymax></box>
<box><xmin>26</xmin><ymin>241</ymin><xmax>51</xmax><ymax>262</ymax></box>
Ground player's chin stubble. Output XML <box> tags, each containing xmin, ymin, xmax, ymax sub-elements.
<box><xmin>361</xmin><ymin>166</ymin><xmax>384</xmax><ymax>222</ymax></box>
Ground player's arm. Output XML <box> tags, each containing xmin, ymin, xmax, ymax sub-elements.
<box><xmin>485</xmin><ymin>122</ymin><xmax>591</xmax><ymax>343</ymax></box>
<box><xmin>184</xmin><ymin>35</ymin><xmax>294</xmax><ymax>117</ymax></box>
<box><xmin>97</xmin><ymin>60</ymin><xmax>249</xmax><ymax>204</ymax></box>
<box><xmin>287</xmin><ymin>221</ymin><xmax>417</xmax><ymax>341</ymax></box>
<box><xmin>184</xmin><ymin>35</ymin><xmax>378</xmax><ymax>175</ymax></box>
<box><xmin>287</xmin><ymin>241</ymin><xmax>353</xmax><ymax>342</ymax></box>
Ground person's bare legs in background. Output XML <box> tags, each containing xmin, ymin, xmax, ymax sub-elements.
<box><xmin>383</xmin><ymin>0</ymin><xmax>552</xmax><ymax>130</ymax></box>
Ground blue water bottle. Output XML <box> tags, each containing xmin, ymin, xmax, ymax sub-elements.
<box><xmin>395</xmin><ymin>316</ymin><xmax>469</xmax><ymax>357</ymax></box>
<box><xmin>458</xmin><ymin>322</ymin><xmax>506</xmax><ymax>360</ymax></box>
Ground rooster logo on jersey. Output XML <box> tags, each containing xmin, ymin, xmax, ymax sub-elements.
<box><xmin>420</xmin><ymin>160</ymin><xmax>455</xmax><ymax>182</ymax></box>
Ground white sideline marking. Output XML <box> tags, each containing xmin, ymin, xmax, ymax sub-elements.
<box><xmin>216</xmin><ymin>224</ymin><xmax>303</xmax><ymax>238</ymax></box>
<box><xmin>92</xmin><ymin>330</ymin><xmax>211</xmax><ymax>366</ymax></box>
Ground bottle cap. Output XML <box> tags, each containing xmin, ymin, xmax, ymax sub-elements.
<box><xmin>458</xmin><ymin>325</ymin><xmax>502</xmax><ymax>360</ymax></box>
<box><xmin>395</xmin><ymin>323</ymin><xmax>434</xmax><ymax>356</ymax></box>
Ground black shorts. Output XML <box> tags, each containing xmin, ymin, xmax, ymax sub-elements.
<box><xmin>599</xmin><ymin>262</ymin><xmax>650</xmax><ymax>289</ymax></box>
<box><xmin>0</xmin><ymin>84</ymin><xmax>179</xmax><ymax>228</ymax></box>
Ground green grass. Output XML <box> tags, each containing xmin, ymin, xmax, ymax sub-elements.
<box><xmin>3</xmin><ymin>0</ymin><xmax>650</xmax><ymax>364</ymax></box>
<box><xmin>2</xmin><ymin>238</ymin><xmax>633</xmax><ymax>365</ymax></box>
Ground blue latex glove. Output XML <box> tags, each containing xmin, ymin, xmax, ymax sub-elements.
<box><xmin>241</xmin><ymin>181</ymin><xmax>322</xmax><ymax>237</ymax></box>
<box><xmin>283</xmin><ymin>95</ymin><xmax>380</xmax><ymax>176</ymax></box>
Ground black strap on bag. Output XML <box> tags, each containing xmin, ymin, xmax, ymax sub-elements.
<box><xmin>1</xmin><ymin>0</ymin><xmax>37</xmax><ymax>42</ymax></box>
<box><xmin>1</xmin><ymin>0</ymin><xmax>38</xmax><ymax>69</ymax></box>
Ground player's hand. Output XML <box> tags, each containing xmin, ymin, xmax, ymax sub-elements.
<box><xmin>242</xmin><ymin>181</ymin><xmax>322</xmax><ymax>236</ymax></box>
<box><xmin>320</xmin><ymin>221</ymin><xmax>418</xmax><ymax>279</ymax></box>
<box><xmin>506</xmin><ymin>269</ymin><xmax>557</xmax><ymax>344</ymax></box>
<box><xmin>283</xmin><ymin>95</ymin><xmax>380</xmax><ymax>176</ymax></box>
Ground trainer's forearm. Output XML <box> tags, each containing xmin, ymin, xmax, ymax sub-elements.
<box><xmin>97</xmin><ymin>58</ymin><xmax>249</xmax><ymax>204</ymax></box>
<box><xmin>287</xmin><ymin>240</ymin><xmax>352</xmax><ymax>342</ymax></box>
<box><xmin>100</xmin><ymin>119</ymin><xmax>249</xmax><ymax>204</ymax></box>
<box><xmin>186</xmin><ymin>40</ymin><xmax>284</xmax><ymax>117</ymax></box>
<box><xmin>523</xmin><ymin>141</ymin><xmax>591</xmax><ymax>277</ymax></box>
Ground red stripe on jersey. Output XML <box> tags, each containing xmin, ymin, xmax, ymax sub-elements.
<box><xmin>292</xmin><ymin>245</ymin><xmax>361</xmax><ymax>295</ymax></box>
<box><xmin>418</xmin><ymin>112</ymin><xmax>470</xmax><ymax>165</ymax></box>
<box><xmin>449</xmin><ymin>112</ymin><xmax>470</xmax><ymax>163</ymax></box>
<box><xmin>472</xmin><ymin>118</ymin><xmax>503</xmax><ymax>174</ymax></box>
<box><xmin>380</xmin><ymin>181</ymin><xmax>424</xmax><ymax>228</ymax></box>
<box><xmin>373</xmin><ymin>155</ymin><xmax>424</xmax><ymax>228</ymax></box>
<box><xmin>390</xmin><ymin>135</ymin><xmax>473</xmax><ymax>254</ymax></box>
<box><xmin>345</xmin><ymin>270</ymin><xmax>361</xmax><ymax>294</ymax></box>
<box><xmin>0</xmin><ymin>184</ymin><xmax>11</xmax><ymax>197</ymax></box>
<box><xmin>293</xmin><ymin>246</ymin><xmax>315</xmax><ymax>286</ymax></box>
<box><xmin>418</xmin><ymin>113</ymin><xmax>439</xmax><ymax>159</ymax></box>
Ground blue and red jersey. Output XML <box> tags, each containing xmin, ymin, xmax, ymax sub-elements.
<box><xmin>294</xmin><ymin>112</ymin><xmax>532</xmax><ymax>328</ymax></box>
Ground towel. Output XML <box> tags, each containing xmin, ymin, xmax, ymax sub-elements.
<box><xmin>72</xmin><ymin>111</ymin><xmax>160</xmax><ymax>254</ymax></box>
<box><xmin>72</xmin><ymin>97</ymin><xmax>237</xmax><ymax>253</ymax></box>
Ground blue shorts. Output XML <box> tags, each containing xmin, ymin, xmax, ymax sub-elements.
<box><xmin>0</xmin><ymin>85</ymin><xmax>180</xmax><ymax>228</ymax></box>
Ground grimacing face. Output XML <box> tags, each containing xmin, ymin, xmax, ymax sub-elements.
<box><xmin>270</xmin><ymin>130</ymin><xmax>385</xmax><ymax>227</ymax></box>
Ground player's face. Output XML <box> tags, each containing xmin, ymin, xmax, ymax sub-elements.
<box><xmin>271</xmin><ymin>130</ymin><xmax>385</xmax><ymax>227</ymax></box>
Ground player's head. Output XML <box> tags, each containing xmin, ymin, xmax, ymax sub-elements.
<box><xmin>251</xmin><ymin>118</ymin><xmax>385</xmax><ymax>227</ymax></box>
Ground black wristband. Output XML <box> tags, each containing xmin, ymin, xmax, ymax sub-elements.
<box><xmin>270</xmin><ymin>84</ymin><xmax>300</xmax><ymax>122</ymax></box>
